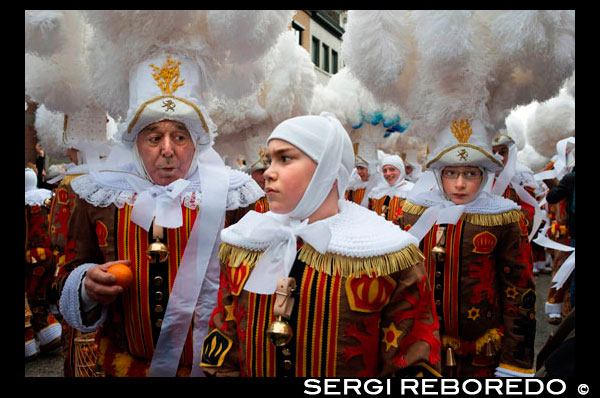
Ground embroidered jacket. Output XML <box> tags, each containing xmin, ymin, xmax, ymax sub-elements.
<box><xmin>201</xmin><ymin>201</ymin><xmax>442</xmax><ymax>377</ymax></box>
<box><xmin>345</xmin><ymin>187</ymin><xmax>366</xmax><ymax>206</ymax></box>
<box><xmin>368</xmin><ymin>195</ymin><xmax>406</xmax><ymax>225</ymax></box>
<box><xmin>57</xmin><ymin>169</ymin><xmax>265</xmax><ymax>377</ymax></box>
<box><xmin>399</xmin><ymin>201</ymin><xmax>536</xmax><ymax>377</ymax></box>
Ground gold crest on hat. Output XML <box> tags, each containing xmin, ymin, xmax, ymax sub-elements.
<box><xmin>150</xmin><ymin>55</ymin><xmax>185</xmax><ymax>96</ymax></box>
<box><xmin>450</xmin><ymin>119</ymin><xmax>473</xmax><ymax>144</ymax></box>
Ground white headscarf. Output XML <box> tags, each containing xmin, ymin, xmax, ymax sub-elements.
<box><xmin>369</xmin><ymin>154</ymin><xmax>414</xmax><ymax>199</ymax></box>
<box><xmin>225</xmin><ymin>112</ymin><xmax>355</xmax><ymax>294</ymax></box>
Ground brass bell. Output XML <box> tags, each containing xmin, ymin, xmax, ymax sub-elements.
<box><xmin>445</xmin><ymin>346</ymin><xmax>457</xmax><ymax>367</ymax></box>
<box><xmin>43</xmin><ymin>197</ymin><xmax>53</xmax><ymax>209</ymax></box>
<box><xmin>484</xmin><ymin>335</ymin><xmax>497</xmax><ymax>358</ymax></box>
<box><xmin>431</xmin><ymin>245</ymin><xmax>446</xmax><ymax>262</ymax></box>
<box><xmin>146</xmin><ymin>240</ymin><xmax>169</xmax><ymax>264</ymax></box>
<box><xmin>266</xmin><ymin>316</ymin><xmax>293</xmax><ymax>347</ymax></box>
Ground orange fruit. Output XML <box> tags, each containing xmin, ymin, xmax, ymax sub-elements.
<box><xmin>107</xmin><ymin>263</ymin><xmax>133</xmax><ymax>288</ymax></box>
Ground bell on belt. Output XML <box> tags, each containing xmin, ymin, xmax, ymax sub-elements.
<box><xmin>445</xmin><ymin>346</ymin><xmax>457</xmax><ymax>367</ymax></box>
<box><xmin>431</xmin><ymin>245</ymin><xmax>446</xmax><ymax>262</ymax></box>
<box><xmin>484</xmin><ymin>335</ymin><xmax>497</xmax><ymax>358</ymax></box>
<box><xmin>431</xmin><ymin>226</ymin><xmax>447</xmax><ymax>262</ymax></box>
<box><xmin>147</xmin><ymin>240</ymin><xmax>169</xmax><ymax>264</ymax></box>
<box><xmin>267</xmin><ymin>316</ymin><xmax>293</xmax><ymax>347</ymax></box>
<box><xmin>43</xmin><ymin>197</ymin><xmax>53</xmax><ymax>208</ymax></box>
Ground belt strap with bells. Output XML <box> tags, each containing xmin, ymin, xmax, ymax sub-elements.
<box><xmin>266</xmin><ymin>277</ymin><xmax>296</xmax><ymax>347</ymax></box>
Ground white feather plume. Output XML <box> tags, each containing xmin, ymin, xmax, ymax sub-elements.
<box><xmin>527</xmin><ymin>88</ymin><xmax>575</xmax><ymax>158</ymax></box>
<box><xmin>25</xmin><ymin>10</ymin><xmax>67</xmax><ymax>57</ymax></box>
<box><xmin>25</xmin><ymin>10</ymin><xmax>92</xmax><ymax>114</ymax></box>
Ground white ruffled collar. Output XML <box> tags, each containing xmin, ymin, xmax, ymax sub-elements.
<box><xmin>25</xmin><ymin>188</ymin><xmax>52</xmax><ymax>206</ymax></box>
<box><xmin>407</xmin><ymin>188</ymin><xmax>520</xmax><ymax>214</ymax></box>
<box><xmin>221</xmin><ymin>199</ymin><xmax>419</xmax><ymax>258</ymax></box>
<box><xmin>70</xmin><ymin>162</ymin><xmax>264</xmax><ymax>211</ymax></box>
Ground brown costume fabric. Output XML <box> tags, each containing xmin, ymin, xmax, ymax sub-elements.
<box><xmin>202</xmin><ymin>242</ymin><xmax>442</xmax><ymax>377</ymax></box>
<box><xmin>56</xmin><ymin>195</ymin><xmax>256</xmax><ymax>376</ymax></box>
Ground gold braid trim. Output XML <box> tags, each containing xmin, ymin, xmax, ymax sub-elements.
<box><xmin>298</xmin><ymin>243</ymin><xmax>424</xmax><ymax>277</ymax></box>
<box><xmin>402</xmin><ymin>202</ymin><xmax>522</xmax><ymax>227</ymax></box>
<box><xmin>219</xmin><ymin>242</ymin><xmax>425</xmax><ymax>277</ymax></box>
<box><xmin>218</xmin><ymin>243</ymin><xmax>263</xmax><ymax>269</ymax></box>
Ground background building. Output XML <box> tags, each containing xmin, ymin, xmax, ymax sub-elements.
<box><xmin>291</xmin><ymin>10</ymin><xmax>346</xmax><ymax>85</ymax></box>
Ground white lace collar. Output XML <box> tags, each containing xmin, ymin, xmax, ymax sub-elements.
<box><xmin>25</xmin><ymin>188</ymin><xmax>52</xmax><ymax>207</ymax></box>
<box><xmin>368</xmin><ymin>179</ymin><xmax>414</xmax><ymax>200</ymax></box>
<box><xmin>221</xmin><ymin>199</ymin><xmax>419</xmax><ymax>258</ymax></box>
<box><xmin>70</xmin><ymin>162</ymin><xmax>264</xmax><ymax>211</ymax></box>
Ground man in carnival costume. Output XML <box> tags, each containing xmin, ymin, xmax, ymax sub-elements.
<box><xmin>45</xmin><ymin>10</ymin><xmax>293</xmax><ymax>377</ymax></box>
<box><xmin>201</xmin><ymin>113</ymin><xmax>441</xmax><ymax>377</ymax></box>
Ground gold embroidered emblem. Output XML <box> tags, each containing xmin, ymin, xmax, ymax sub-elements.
<box><xmin>162</xmin><ymin>99</ymin><xmax>176</xmax><ymax>112</ymax></box>
<box><xmin>224</xmin><ymin>303</ymin><xmax>236</xmax><ymax>322</ymax></box>
<box><xmin>457</xmin><ymin>149</ymin><xmax>468</xmax><ymax>161</ymax></box>
<box><xmin>150</xmin><ymin>55</ymin><xmax>185</xmax><ymax>95</ymax></box>
<box><xmin>505</xmin><ymin>287</ymin><xmax>518</xmax><ymax>300</ymax></box>
<box><xmin>382</xmin><ymin>322</ymin><xmax>404</xmax><ymax>351</ymax></box>
<box><xmin>467</xmin><ymin>306</ymin><xmax>481</xmax><ymax>321</ymax></box>
<box><xmin>200</xmin><ymin>329</ymin><xmax>233</xmax><ymax>367</ymax></box>
<box><xmin>450</xmin><ymin>119</ymin><xmax>473</xmax><ymax>143</ymax></box>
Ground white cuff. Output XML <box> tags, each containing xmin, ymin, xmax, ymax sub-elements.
<box><xmin>59</xmin><ymin>263</ymin><xmax>108</xmax><ymax>333</ymax></box>
<box><xmin>545</xmin><ymin>301</ymin><xmax>563</xmax><ymax>316</ymax></box>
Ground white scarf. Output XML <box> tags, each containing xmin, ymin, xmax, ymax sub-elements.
<box><xmin>406</xmin><ymin>188</ymin><xmax>521</xmax><ymax>243</ymax></box>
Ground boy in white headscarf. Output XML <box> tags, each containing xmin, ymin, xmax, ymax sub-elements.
<box><xmin>201</xmin><ymin>113</ymin><xmax>441</xmax><ymax>377</ymax></box>
<box><xmin>398</xmin><ymin>119</ymin><xmax>536</xmax><ymax>378</ymax></box>
<box><xmin>368</xmin><ymin>154</ymin><xmax>414</xmax><ymax>225</ymax></box>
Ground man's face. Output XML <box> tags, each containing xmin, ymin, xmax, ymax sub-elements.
<box><xmin>263</xmin><ymin>139</ymin><xmax>317</xmax><ymax>214</ymax></box>
<box><xmin>136</xmin><ymin>120</ymin><xmax>195</xmax><ymax>186</ymax></box>
<box><xmin>405</xmin><ymin>164</ymin><xmax>414</xmax><ymax>175</ymax></box>
<box><xmin>356</xmin><ymin>166</ymin><xmax>369</xmax><ymax>182</ymax></box>
<box><xmin>251</xmin><ymin>168</ymin><xmax>266</xmax><ymax>190</ymax></box>
<box><xmin>440</xmin><ymin>166</ymin><xmax>483</xmax><ymax>205</ymax></box>
<box><xmin>382</xmin><ymin>165</ymin><xmax>401</xmax><ymax>186</ymax></box>
<box><xmin>492</xmin><ymin>144</ymin><xmax>509</xmax><ymax>166</ymax></box>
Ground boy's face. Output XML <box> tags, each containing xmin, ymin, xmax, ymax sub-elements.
<box><xmin>440</xmin><ymin>166</ymin><xmax>483</xmax><ymax>205</ymax></box>
<box><xmin>263</xmin><ymin>139</ymin><xmax>317</xmax><ymax>214</ymax></box>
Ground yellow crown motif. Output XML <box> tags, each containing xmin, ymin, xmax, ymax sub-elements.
<box><xmin>450</xmin><ymin>119</ymin><xmax>473</xmax><ymax>144</ymax></box>
<box><xmin>149</xmin><ymin>55</ymin><xmax>185</xmax><ymax>95</ymax></box>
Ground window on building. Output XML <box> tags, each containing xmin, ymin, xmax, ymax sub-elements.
<box><xmin>292</xmin><ymin>20</ymin><xmax>304</xmax><ymax>46</ymax></box>
<box><xmin>332</xmin><ymin>50</ymin><xmax>339</xmax><ymax>74</ymax></box>
<box><xmin>323</xmin><ymin>43</ymin><xmax>330</xmax><ymax>73</ymax></box>
<box><xmin>312</xmin><ymin>37</ymin><xmax>320</xmax><ymax>67</ymax></box>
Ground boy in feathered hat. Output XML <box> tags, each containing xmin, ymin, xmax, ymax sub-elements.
<box><xmin>57</xmin><ymin>53</ymin><xmax>265</xmax><ymax>377</ymax></box>
<box><xmin>399</xmin><ymin>119</ymin><xmax>536</xmax><ymax>377</ymax></box>
<box><xmin>201</xmin><ymin>113</ymin><xmax>441</xmax><ymax>377</ymax></box>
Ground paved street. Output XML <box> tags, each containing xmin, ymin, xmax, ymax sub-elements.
<box><xmin>25</xmin><ymin>273</ymin><xmax>560</xmax><ymax>377</ymax></box>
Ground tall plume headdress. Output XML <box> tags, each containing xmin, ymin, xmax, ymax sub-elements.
<box><xmin>342</xmin><ymin>10</ymin><xmax>575</xmax><ymax>173</ymax></box>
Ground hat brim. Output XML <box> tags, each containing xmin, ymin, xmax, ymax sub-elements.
<box><xmin>426</xmin><ymin>143</ymin><xmax>503</xmax><ymax>172</ymax></box>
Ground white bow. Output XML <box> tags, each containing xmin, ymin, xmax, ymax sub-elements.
<box><xmin>407</xmin><ymin>202</ymin><xmax>466</xmax><ymax>243</ymax></box>
<box><xmin>128</xmin><ymin>177</ymin><xmax>191</xmax><ymax>231</ymax></box>
<box><xmin>239</xmin><ymin>211</ymin><xmax>331</xmax><ymax>294</ymax></box>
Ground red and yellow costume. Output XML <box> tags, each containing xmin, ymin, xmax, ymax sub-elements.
<box><xmin>399</xmin><ymin>202</ymin><xmax>536</xmax><ymax>377</ymax></box>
